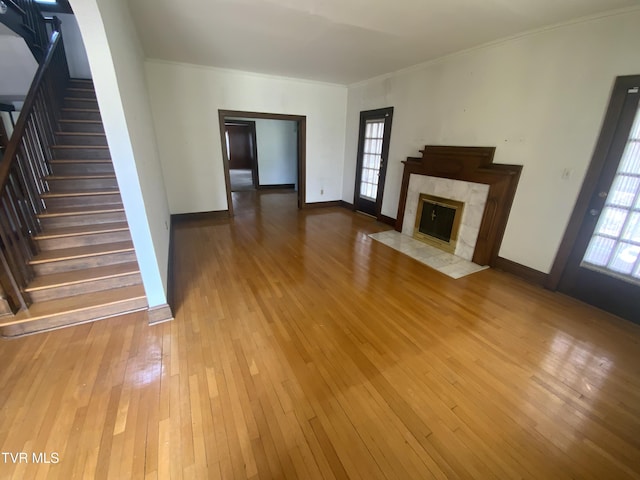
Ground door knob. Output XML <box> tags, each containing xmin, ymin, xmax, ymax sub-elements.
<box><xmin>590</xmin><ymin>209</ymin><xmax>600</xmax><ymax>216</ymax></box>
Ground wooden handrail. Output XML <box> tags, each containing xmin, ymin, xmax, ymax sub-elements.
<box><xmin>2</xmin><ymin>0</ymin><xmax>55</xmax><ymax>61</ymax></box>
<box><xmin>0</xmin><ymin>31</ymin><xmax>61</xmax><ymax>191</ymax></box>
<box><xmin>0</xmin><ymin>28</ymin><xmax>69</xmax><ymax>311</ymax></box>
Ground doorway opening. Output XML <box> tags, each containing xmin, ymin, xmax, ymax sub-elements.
<box><xmin>218</xmin><ymin>110</ymin><xmax>306</xmax><ymax>215</ymax></box>
<box><xmin>225</xmin><ymin>119</ymin><xmax>259</xmax><ymax>192</ymax></box>
<box><xmin>353</xmin><ymin>107</ymin><xmax>393</xmax><ymax>219</ymax></box>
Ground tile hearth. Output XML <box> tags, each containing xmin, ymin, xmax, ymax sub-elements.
<box><xmin>369</xmin><ymin>230</ymin><xmax>489</xmax><ymax>279</ymax></box>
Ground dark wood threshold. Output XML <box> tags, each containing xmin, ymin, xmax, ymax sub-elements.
<box><xmin>257</xmin><ymin>184</ymin><xmax>295</xmax><ymax>190</ymax></box>
<box><xmin>305</xmin><ymin>200</ymin><xmax>342</xmax><ymax>209</ymax></box>
<box><xmin>493</xmin><ymin>256</ymin><xmax>548</xmax><ymax>287</ymax></box>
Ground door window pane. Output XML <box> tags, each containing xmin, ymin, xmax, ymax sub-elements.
<box><xmin>582</xmin><ymin>103</ymin><xmax>640</xmax><ymax>285</ymax></box>
<box><xmin>608</xmin><ymin>243</ymin><xmax>639</xmax><ymax>275</ymax></box>
<box><xmin>583</xmin><ymin>236</ymin><xmax>615</xmax><ymax>266</ymax></box>
<box><xmin>359</xmin><ymin>119</ymin><xmax>385</xmax><ymax>201</ymax></box>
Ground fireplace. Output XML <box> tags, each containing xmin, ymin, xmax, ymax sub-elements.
<box><xmin>395</xmin><ymin>146</ymin><xmax>522</xmax><ymax>266</ymax></box>
<box><xmin>414</xmin><ymin>194</ymin><xmax>464</xmax><ymax>253</ymax></box>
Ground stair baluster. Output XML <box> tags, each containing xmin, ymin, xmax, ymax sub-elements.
<box><xmin>0</xmin><ymin>30</ymin><xmax>69</xmax><ymax>312</ymax></box>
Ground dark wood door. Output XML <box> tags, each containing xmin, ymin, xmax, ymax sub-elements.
<box><xmin>557</xmin><ymin>76</ymin><xmax>640</xmax><ymax>323</ymax></box>
<box><xmin>226</xmin><ymin>124</ymin><xmax>254</xmax><ymax>170</ymax></box>
<box><xmin>354</xmin><ymin>107</ymin><xmax>393</xmax><ymax>217</ymax></box>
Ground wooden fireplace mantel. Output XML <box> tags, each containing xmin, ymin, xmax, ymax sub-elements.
<box><xmin>395</xmin><ymin>146</ymin><xmax>522</xmax><ymax>266</ymax></box>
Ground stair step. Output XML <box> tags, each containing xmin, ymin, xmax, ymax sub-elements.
<box><xmin>35</xmin><ymin>222</ymin><xmax>130</xmax><ymax>239</ymax></box>
<box><xmin>50</xmin><ymin>160</ymin><xmax>114</xmax><ymax>175</ymax></box>
<box><xmin>39</xmin><ymin>204</ymin><xmax>124</xmax><ymax>217</ymax></box>
<box><xmin>69</xmin><ymin>78</ymin><xmax>94</xmax><ymax>85</ymax></box>
<box><xmin>0</xmin><ymin>285</ymin><xmax>147</xmax><ymax>337</ymax></box>
<box><xmin>65</xmin><ymin>97</ymin><xmax>99</xmax><ymax>109</ymax></box>
<box><xmin>55</xmin><ymin>132</ymin><xmax>107</xmax><ymax>146</ymax></box>
<box><xmin>38</xmin><ymin>204</ymin><xmax>125</xmax><ymax>228</ymax></box>
<box><xmin>41</xmin><ymin>189</ymin><xmax>122</xmax><ymax>208</ymax></box>
<box><xmin>51</xmin><ymin>145</ymin><xmax>111</xmax><ymax>160</ymax></box>
<box><xmin>45</xmin><ymin>174</ymin><xmax>118</xmax><ymax>191</ymax></box>
<box><xmin>29</xmin><ymin>241</ymin><xmax>136</xmax><ymax>275</ymax></box>
<box><xmin>65</xmin><ymin>87</ymin><xmax>96</xmax><ymax>99</ymax></box>
<box><xmin>34</xmin><ymin>222</ymin><xmax>131</xmax><ymax>250</ymax></box>
<box><xmin>58</xmin><ymin>119</ymin><xmax>104</xmax><ymax>133</ymax></box>
<box><xmin>25</xmin><ymin>262</ymin><xmax>142</xmax><ymax>302</ymax></box>
<box><xmin>60</xmin><ymin>108</ymin><xmax>101</xmax><ymax>121</ymax></box>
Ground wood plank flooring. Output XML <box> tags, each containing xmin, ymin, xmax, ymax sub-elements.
<box><xmin>1</xmin><ymin>190</ymin><xmax>640</xmax><ymax>479</ymax></box>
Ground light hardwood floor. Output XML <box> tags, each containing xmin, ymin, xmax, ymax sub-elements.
<box><xmin>2</xmin><ymin>190</ymin><xmax>640</xmax><ymax>479</ymax></box>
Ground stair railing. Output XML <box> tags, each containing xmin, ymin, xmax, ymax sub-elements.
<box><xmin>2</xmin><ymin>0</ymin><xmax>51</xmax><ymax>61</ymax></box>
<box><xmin>0</xmin><ymin>26</ymin><xmax>69</xmax><ymax>311</ymax></box>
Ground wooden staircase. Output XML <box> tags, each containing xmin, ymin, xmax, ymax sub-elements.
<box><xmin>0</xmin><ymin>79</ymin><xmax>147</xmax><ymax>337</ymax></box>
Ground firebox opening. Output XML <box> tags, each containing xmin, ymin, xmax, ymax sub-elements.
<box><xmin>414</xmin><ymin>194</ymin><xmax>464</xmax><ymax>254</ymax></box>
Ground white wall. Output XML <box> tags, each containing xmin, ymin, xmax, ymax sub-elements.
<box><xmin>70</xmin><ymin>0</ymin><xmax>172</xmax><ymax>309</ymax></box>
<box><xmin>0</xmin><ymin>32</ymin><xmax>37</xmax><ymax>99</ymax></box>
<box><xmin>230</xmin><ymin>118</ymin><xmax>298</xmax><ymax>186</ymax></box>
<box><xmin>344</xmin><ymin>10</ymin><xmax>640</xmax><ymax>273</ymax></box>
<box><xmin>145</xmin><ymin>60</ymin><xmax>347</xmax><ymax>213</ymax></box>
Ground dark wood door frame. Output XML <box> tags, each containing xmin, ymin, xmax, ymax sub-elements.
<box><xmin>218</xmin><ymin>110</ymin><xmax>306</xmax><ymax>216</ymax></box>
<box><xmin>547</xmin><ymin>75</ymin><xmax>640</xmax><ymax>289</ymax></box>
<box><xmin>224</xmin><ymin>119</ymin><xmax>260</xmax><ymax>188</ymax></box>
<box><xmin>353</xmin><ymin>107</ymin><xmax>394</xmax><ymax>220</ymax></box>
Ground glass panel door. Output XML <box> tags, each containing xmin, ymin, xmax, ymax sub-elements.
<box><xmin>359</xmin><ymin>119</ymin><xmax>385</xmax><ymax>201</ymax></box>
<box><xmin>557</xmin><ymin>77</ymin><xmax>640</xmax><ymax>323</ymax></box>
<box><xmin>354</xmin><ymin>108</ymin><xmax>393</xmax><ymax>217</ymax></box>
<box><xmin>581</xmin><ymin>103</ymin><xmax>640</xmax><ymax>285</ymax></box>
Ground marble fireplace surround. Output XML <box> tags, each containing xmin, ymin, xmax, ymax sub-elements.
<box><xmin>403</xmin><ymin>177</ymin><xmax>489</xmax><ymax>261</ymax></box>
<box><xmin>395</xmin><ymin>146</ymin><xmax>522</xmax><ymax>266</ymax></box>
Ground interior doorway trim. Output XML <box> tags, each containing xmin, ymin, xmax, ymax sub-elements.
<box><xmin>218</xmin><ymin>110</ymin><xmax>307</xmax><ymax>216</ymax></box>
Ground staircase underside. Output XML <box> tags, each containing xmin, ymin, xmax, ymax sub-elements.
<box><xmin>0</xmin><ymin>78</ymin><xmax>148</xmax><ymax>337</ymax></box>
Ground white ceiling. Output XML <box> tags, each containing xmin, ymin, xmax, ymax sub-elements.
<box><xmin>130</xmin><ymin>0</ymin><xmax>638</xmax><ymax>85</ymax></box>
